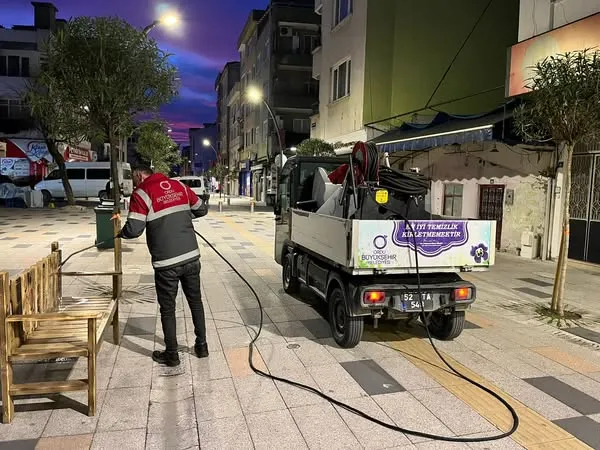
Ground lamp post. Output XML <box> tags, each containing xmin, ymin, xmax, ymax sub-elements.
<box><xmin>203</xmin><ymin>139</ymin><xmax>222</xmax><ymax>196</ymax></box>
<box><xmin>246</xmin><ymin>86</ymin><xmax>284</xmax><ymax>204</ymax></box>
<box><xmin>143</xmin><ymin>12</ymin><xmax>179</xmax><ymax>35</ymax></box>
<box><xmin>246</xmin><ymin>86</ymin><xmax>283</xmax><ymax>167</ymax></box>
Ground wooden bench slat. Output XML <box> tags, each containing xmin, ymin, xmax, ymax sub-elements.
<box><xmin>7</xmin><ymin>312</ymin><xmax>103</xmax><ymax>322</ymax></box>
<box><xmin>11</xmin><ymin>348</ymin><xmax>88</xmax><ymax>361</ymax></box>
<box><xmin>10</xmin><ymin>380</ymin><xmax>88</xmax><ymax>396</ymax></box>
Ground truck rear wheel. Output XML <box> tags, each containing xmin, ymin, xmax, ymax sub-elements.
<box><xmin>328</xmin><ymin>286</ymin><xmax>363</xmax><ymax>348</ymax></box>
<box><xmin>426</xmin><ymin>310</ymin><xmax>465</xmax><ymax>340</ymax></box>
<box><xmin>282</xmin><ymin>252</ymin><xmax>300</xmax><ymax>294</ymax></box>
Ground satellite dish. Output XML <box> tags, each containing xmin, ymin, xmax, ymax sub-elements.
<box><xmin>274</xmin><ymin>154</ymin><xmax>288</xmax><ymax>168</ymax></box>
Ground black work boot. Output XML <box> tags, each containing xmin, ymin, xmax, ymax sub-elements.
<box><xmin>152</xmin><ymin>350</ymin><xmax>180</xmax><ymax>367</ymax></box>
<box><xmin>194</xmin><ymin>342</ymin><xmax>209</xmax><ymax>358</ymax></box>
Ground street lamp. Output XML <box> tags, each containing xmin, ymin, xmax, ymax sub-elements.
<box><xmin>246</xmin><ymin>86</ymin><xmax>284</xmax><ymax>169</ymax></box>
<box><xmin>143</xmin><ymin>11</ymin><xmax>180</xmax><ymax>35</ymax></box>
<box><xmin>202</xmin><ymin>138</ymin><xmax>218</xmax><ymax>161</ymax></box>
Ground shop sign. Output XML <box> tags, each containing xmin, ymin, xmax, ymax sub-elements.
<box><xmin>1</xmin><ymin>158</ymin><xmax>30</xmax><ymax>178</ymax></box>
<box><xmin>27</xmin><ymin>141</ymin><xmax>51</xmax><ymax>161</ymax></box>
<box><xmin>66</xmin><ymin>147</ymin><xmax>91</xmax><ymax>161</ymax></box>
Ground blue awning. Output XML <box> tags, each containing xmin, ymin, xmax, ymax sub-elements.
<box><xmin>372</xmin><ymin>107</ymin><xmax>512</xmax><ymax>153</ymax></box>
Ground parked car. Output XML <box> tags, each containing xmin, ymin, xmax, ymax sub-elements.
<box><xmin>34</xmin><ymin>162</ymin><xmax>133</xmax><ymax>204</ymax></box>
<box><xmin>172</xmin><ymin>176</ymin><xmax>209</xmax><ymax>197</ymax></box>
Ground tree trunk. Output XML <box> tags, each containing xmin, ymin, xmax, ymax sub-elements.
<box><xmin>46</xmin><ymin>140</ymin><xmax>75</xmax><ymax>205</ymax></box>
<box><xmin>108</xmin><ymin>131</ymin><xmax>123</xmax><ymax>299</ymax></box>
<box><xmin>551</xmin><ymin>143</ymin><xmax>574</xmax><ymax>317</ymax></box>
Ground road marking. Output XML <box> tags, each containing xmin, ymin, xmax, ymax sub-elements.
<box><xmin>371</xmin><ymin>331</ymin><xmax>592</xmax><ymax>449</ymax></box>
<box><xmin>466</xmin><ymin>312</ymin><xmax>494</xmax><ymax>328</ymax></box>
<box><xmin>532</xmin><ymin>347</ymin><xmax>600</xmax><ymax>374</ymax></box>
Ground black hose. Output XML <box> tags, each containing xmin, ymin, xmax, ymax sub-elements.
<box><xmin>58</xmin><ymin>213</ymin><xmax>518</xmax><ymax>441</ymax></box>
<box><xmin>59</xmin><ymin>238</ymin><xmax>116</xmax><ymax>268</ymax></box>
<box><xmin>194</xmin><ymin>228</ymin><xmax>519</xmax><ymax>442</ymax></box>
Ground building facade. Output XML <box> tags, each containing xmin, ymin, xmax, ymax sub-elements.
<box><xmin>311</xmin><ymin>0</ymin><xmax>370</xmax><ymax>145</ymax></box>
<box><xmin>0</xmin><ymin>2</ymin><xmax>95</xmax><ymax>185</ymax></box>
<box><xmin>311</xmin><ymin>0</ymin><xmax>520</xmax><ymax>145</ymax></box>
<box><xmin>215</xmin><ymin>62</ymin><xmax>240</xmax><ymax>194</ymax></box>
<box><xmin>508</xmin><ymin>0</ymin><xmax>600</xmax><ymax>264</ymax></box>
<box><xmin>237</xmin><ymin>0</ymin><xmax>320</xmax><ymax>201</ymax></box>
<box><xmin>226</xmin><ymin>81</ymin><xmax>245</xmax><ymax>195</ymax></box>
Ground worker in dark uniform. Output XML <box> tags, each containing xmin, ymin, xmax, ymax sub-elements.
<box><xmin>118</xmin><ymin>165</ymin><xmax>210</xmax><ymax>367</ymax></box>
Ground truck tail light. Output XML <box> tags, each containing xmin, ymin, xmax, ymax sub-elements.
<box><xmin>453</xmin><ymin>287</ymin><xmax>472</xmax><ymax>301</ymax></box>
<box><xmin>364</xmin><ymin>291</ymin><xmax>386</xmax><ymax>304</ymax></box>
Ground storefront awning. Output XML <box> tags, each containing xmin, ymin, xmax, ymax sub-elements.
<box><xmin>372</xmin><ymin>107</ymin><xmax>513</xmax><ymax>153</ymax></box>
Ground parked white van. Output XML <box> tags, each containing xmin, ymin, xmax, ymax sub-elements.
<box><xmin>34</xmin><ymin>162</ymin><xmax>133</xmax><ymax>203</ymax></box>
<box><xmin>172</xmin><ymin>176</ymin><xmax>209</xmax><ymax>197</ymax></box>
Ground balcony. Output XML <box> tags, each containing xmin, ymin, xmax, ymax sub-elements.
<box><xmin>312</xmin><ymin>46</ymin><xmax>322</xmax><ymax>79</ymax></box>
<box><xmin>276</xmin><ymin>53</ymin><xmax>313</xmax><ymax>68</ymax></box>
<box><xmin>273</xmin><ymin>93</ymin><xmax>316</xmax><ymax>111</ymax></box>
<box><xmin>315</xmin><ymin>0</ymin><xmax>323</xmax><ymax>15</ymax></box>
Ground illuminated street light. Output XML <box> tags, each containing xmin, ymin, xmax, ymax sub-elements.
<box><xmin>143</xmin><ymin>11</ymin><xmax>180</xmax><ymax>35</ymax></box>
<box><xmin>203</xmin><ymin>139</ymin><xmax>218</xmax><ymax>159</ymax></box>
<box><xmin>245</xmin><ymin>86</ymin><xmax>284</xmax><ymax>169</ymax></box>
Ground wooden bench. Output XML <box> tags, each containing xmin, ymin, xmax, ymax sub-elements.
<box><xmin>0</xmin><ymin>242</ymin><xmax>120</xmax><ymax>423</ymax></box>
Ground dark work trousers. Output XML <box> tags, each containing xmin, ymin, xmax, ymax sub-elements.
<box><xmin>154</xmin><ymin>259</ymin><xmax>207</xmax><ymax>354</ymax></box>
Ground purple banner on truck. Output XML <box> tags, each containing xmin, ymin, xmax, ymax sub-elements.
<box><xmin>391</xmin><ymin>221</ymin><xmax>470</xmax><ymax>257</ymax></box>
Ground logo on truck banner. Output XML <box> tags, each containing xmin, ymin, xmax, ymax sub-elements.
<box><xmin>391</xmin><ymin>220</ymin><xmax>469</xmax><ymax>257</ymax></box>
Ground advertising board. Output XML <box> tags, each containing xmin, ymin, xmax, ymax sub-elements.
<box><xmin>355</xmin><ymin>220</ymin><xmax>496</xmax><ymax>270</ymax></box>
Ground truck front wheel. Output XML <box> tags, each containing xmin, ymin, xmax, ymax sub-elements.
<box><xmin>328</xmin><ymin>287</ymin><xmax>363</xmax><ymax>348</ymax></box>
<box><xmin>426</xmin><ymin>310</ymin><xmax>465</xmax><ymax>340</ymax></box>
<box><xmin>282</xmin><ymin>252</ymin><xmax>300</xmax><ymax>294</ymax></box>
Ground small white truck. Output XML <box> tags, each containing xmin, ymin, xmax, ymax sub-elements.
<box><xmin>274</xmin><ymin>150</ymin><xmax>495</xmax><ymax>348</ymax></box>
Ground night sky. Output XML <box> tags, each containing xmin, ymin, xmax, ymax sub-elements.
<box><xmin>0</xmin><ymin>0</ymin><xmax>267</xmax><ymax>143</ymax></box>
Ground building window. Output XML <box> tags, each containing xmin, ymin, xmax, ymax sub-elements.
<box><xmin>331</xmin><ymin>59</ymin><xmax>351</xmax><ymax>101</ymax></box>
<box><xmin>293</xmin><ymin>118</ymin><xmax>310</xmax><ymax>134</ymax></box>
<box><xmin>333</xmin><ymin>0</ymin><xmax>352</xmax><ymax>27</ymax></box>
<box><xmin>7</xmin><ymin>56</ymin><xmax>19</xmax><ymax>77</ymax></box>
<box><xmin>251</xmin><ymin>128</ymin><xmax>255</xmax><ymax>145</ymax></box>
<box><xmin>21</xmin><ymin>57</ymin><xmax>30</xmax><ymax>77</ymax></box>
<box><xmin>1</xmin><ymin>55</ymin><xmax>31</xmax><ymax>77</ymax></box>
<box><xmin>443</xmin><ymin>184</ymin><xmax>463</xmax><ymax>217</ymax></box>
<box><xmin>256</xmin><ymin>126</ymin><xmax>260</xmax><ymax>144</ymax></box>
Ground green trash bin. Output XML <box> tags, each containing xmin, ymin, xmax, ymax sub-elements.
<box><xmin>95</xmin><ymin>202</ymin><xmax>116</xmax><ymax>249</ymax></box>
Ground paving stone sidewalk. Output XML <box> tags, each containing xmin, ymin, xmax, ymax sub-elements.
<box><xmin>0</xmin><ymin>207</ymin><xmax>599</xmax><ymax>449</ymax></box>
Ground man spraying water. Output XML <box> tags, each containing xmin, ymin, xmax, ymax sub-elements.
<box><xmin>118</xmin><ymin>164</ymin><xmax>210</xmax><ymax>367</ymax></box>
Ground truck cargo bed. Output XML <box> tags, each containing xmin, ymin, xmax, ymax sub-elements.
<box><xmin>290</xmin><ymin>209</ymin><xmax>496</xmax><ymax>275</ymax></box>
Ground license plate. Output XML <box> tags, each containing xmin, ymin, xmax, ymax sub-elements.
<box><xmin>399</xmin><ymin>292</ymin><xmax>434</xmax><ymax>312</ymax></box>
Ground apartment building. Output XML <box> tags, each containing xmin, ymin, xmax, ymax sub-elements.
<box><xmin>226</xmin><ymin>81</ymin><xmax>245</xmax><ymax>195</ymax></box>
<box><xmin>237</xmin><ymin>0</ymin><xmax>320</xmax><ymax>202</ymax></box>
<box><xmin>214</xmin><ymin>61</ymin><xmax>240</xmax><ymax>190</ymax></box>
<box><xmin>310</xmin><ymin>0</ymin><xmax>370</xmax><ymax>146</ymax></box>
<box><xmin>0</xmin><ymin>2</ymin><xmax>94</xmax><ymax>183</ymax></box>
<box><xmin>507</xmin><ymin>0</ymin><xmax>600</xmax><ymax>264</ymax></box>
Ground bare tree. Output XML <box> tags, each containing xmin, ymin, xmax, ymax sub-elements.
<box><xmin>515</xmin><ymin>49</ymin><xmax>600</xmax><ymax>317</ymax></box>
